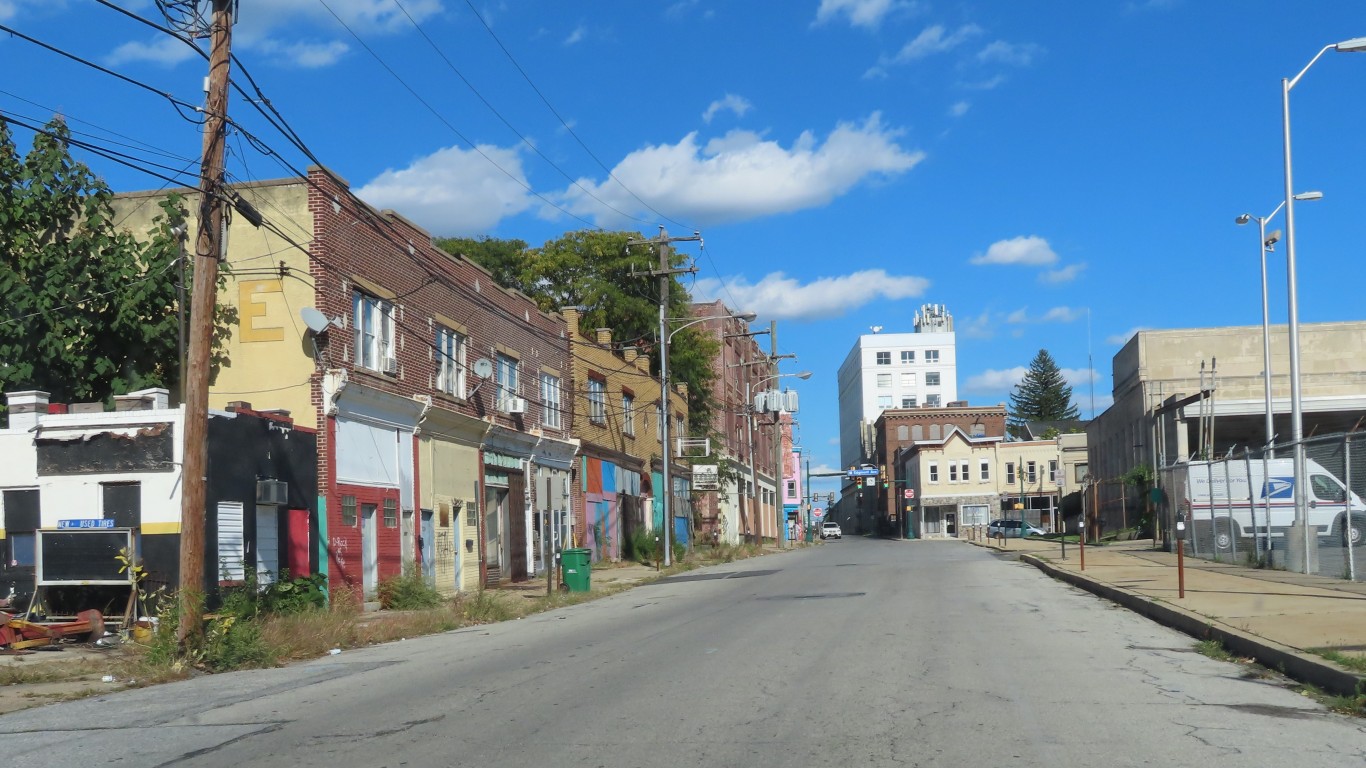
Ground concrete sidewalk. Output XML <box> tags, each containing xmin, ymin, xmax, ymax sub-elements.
<box><xmin>968</xmin><ymin>535</ymin><xmax>1366</xmax><ymax>697</ymax></box>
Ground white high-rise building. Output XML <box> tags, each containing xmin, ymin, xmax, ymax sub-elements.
<box><xmin>837</xmin><ymin>304</ymin><xmax>959</xmax><ymax>470</ymax></box>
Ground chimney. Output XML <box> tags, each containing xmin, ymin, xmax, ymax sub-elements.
<box><xmin>595</xmin><ymin>328</ymin><xmax>612</xmax><ymax>346</ymax></box>
<box><xmin>561</xmin><ymin>306</ymin><xmax>580</xmax><ymax>338</ymax></box>
<box><xmin>6</xmin><ymin>391</ymin><xmax>50</xmax><ymax>431</ymax></box>
<box><xmin>227</xmin><ymin>401</ymin><xmax>253</xmax><ymax>412</ymax></box>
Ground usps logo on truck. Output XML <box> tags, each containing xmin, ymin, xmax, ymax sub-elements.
<box><xmin>1262</xmin><ymin>477</ymin><xmax>1294</xmax><ymax>499</ymax></box>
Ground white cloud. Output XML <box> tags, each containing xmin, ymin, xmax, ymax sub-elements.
<box><xmin>813</xmin><ymin>0</ymin><xmax>916</xmax><ymax>29</ymax></box>
<box><xmin>556</xmin><ymin>113</ymin><xmax>924</xmax><ymax>226</ymax></box>
<box><xmin>702</xmin><ymin>94</ymin><xmax>753</xmax><ymax>124</ymax></box>
<box><xmin>106</xmin><ymin>36</ymin><xmax>200</xmax><ymax>67</ymax></box>
<box><xmin>564</xmin><ymin>24</ymin><xmax>587</xmax><ymax>45</ymax></box>
<box><xmin>1007</xmin><ymin>306</ymin><xmax>1082</xmax><ymax>324</ymax></box>
<box><xmin>892</xmin><ymin>23</ymin><xmax>983</xmax><ymax>62</ymax></box>
<box><xmin>110</xmin><ymin>0</ymin><xmax>443</xmax><ymax>69</ymax></box>
<box><xmin>964</xmin><ymin>74</ymin><xmax>1007</xmax><ymax>90</ymax></box>
<box><xmin>1106</xmin><ymin>327</ymin><xmax>1147</xmax><ymax>345</ymax></box>
<box><xmin>252</xmin><ymin>38</ymin><xmax>350</xmax><ymax>68</ymax></box>
<box><xmin>959</xmin><ymin>310</ymin><xmax>994</xmax><ymax>339</ymax></box>
<box><xmin>355</xmin><ymin>143</ymin><xmax>535</xmax><ymax>236</ymax></box>
<box><xmin>1061</xmin><ymin>367</ymin><xmax>1100</xmax><ymax>387</ymax></box>
<box><xmin>949</xmin><ymin>101</ymin><xmax>971</xmax><ymax>118</ymax></box>
<box><xmin>971</xmin><ymin>235</ymin><xmax>1058</xmax><ymax>266</ymax></box>
<box><xmin>965</xmin><ymin>367</ymin><xmax>1027</xmax><ymax>394</ymax></box>
<box><xmin>977</xmin><ymin>40</ymin><xmax>1043</xmax><ymax>66</ymax></box>
<box><xmin>1041</xmin><ymin>263</ymin><xmax>1085</xmax><ymax>284</ymax></box>
<box><xmin>694</xmin><ymin>269</ymin><xmax>929</xmax><ymax>321</ymax></box>
<box><xmin>826</xmin><ymin>438</ymin><xmax>840</xmax><ymax>446</ymax></box>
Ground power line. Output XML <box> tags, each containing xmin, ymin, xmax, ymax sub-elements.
<box><xmin>315</xmin><ymin>0</ymin><xmax>600</xmax><ymax>231</ymax></box>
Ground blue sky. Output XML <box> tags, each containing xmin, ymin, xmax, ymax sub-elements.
<box><xmin>4</xmin><ymin>1</ymin><xmax>1366</xmax><ymax>500</ymax></box>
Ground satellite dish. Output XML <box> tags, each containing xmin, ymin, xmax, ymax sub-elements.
<box><xmin>473</xmin><ymin>358</ymin><xmax>494</xmax><ymax>378</ymax></box>
<box><xmin>300</xmin><ymin>307</ymin><xmax>330</xmax><ymax>334</ymax></box>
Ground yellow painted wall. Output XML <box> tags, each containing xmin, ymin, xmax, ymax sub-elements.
<box><xmin>418</xmin><ymin>415</ymin><xmax>483</xmax><ymax>595</ymax></box>
<box><xmin>110</xmin><ymin>181</ymin><xmax>320</xmax><ymax>429</ymax></box>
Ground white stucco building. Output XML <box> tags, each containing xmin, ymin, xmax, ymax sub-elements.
<box><xmin>837</xmin><ymin>304</ymin><xmax>959</xmax><ymax>471</ymax></box>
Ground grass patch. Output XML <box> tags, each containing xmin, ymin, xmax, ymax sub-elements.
<box><xmin>1311</xmin><ymin>649</ymin><xmax>1366</xmax><ymax>674</ymax></box>
<box><xmin>377</xmin><ymin>570</ymin><xmax>444</xmax><ymax>611</ymax></box>
<box><xmin>1195</xmin><ymin>638</ymin><xmax>1236</xmax><ymax>662</ymax></box>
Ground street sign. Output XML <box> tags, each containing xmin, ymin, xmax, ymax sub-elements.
<box><xmin>847</xmin><ymin>467</ymin><xmax>879</xmax><ymax>477</ymax></box>
<box><xmin>902</xmin><ymin>489</ymin><xmax>912</xmax><ymax>499</ymax></box>
<box><xmin>693</xmin><ymin>464</ymin><xmax>720</xmax><ymax>491</ymax></box>
<box><xmin>864</xmin><ymin>477</ymin><xmax>875</xmax><ymax>487</ymax></box>
<box><xmin>57</xmin><ymin>519</ymin><xmax>114</xmax><ymax>530</ymax></box>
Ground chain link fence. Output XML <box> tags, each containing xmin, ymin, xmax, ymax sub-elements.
<box><xmin>1156</xmin><ymin>431</ymin><xmax>1366</xmax><ymax>581</ymax></box>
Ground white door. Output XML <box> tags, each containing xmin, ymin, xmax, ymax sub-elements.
<box><xmin>217</xmin><ymin>502</ymin><xmax>245</xmax><ymax>581</ymax></box>
<box><xmin>401</xmin><ymin>508</ymin><xmax>415</xmax><ymax>572</ymax></box>
<box><xmin>255</xmin><ymin>505</ymin><xmax>280</xmax><ymax>584</ymax></box>
<box><xmin>362</xmin><ymin>503</ymin><xmax>378</xmax><ymax>596</ymax></box>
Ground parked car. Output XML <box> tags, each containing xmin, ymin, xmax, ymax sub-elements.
<box><xmin>820</xmin><ymin>521</ymin><xmax>842</xmax><ymax>540</ymax></box>
<box><xmin>987</xmin><ymin>519</ymin><xmax>1046</xmax><ymax>538</ymax></box>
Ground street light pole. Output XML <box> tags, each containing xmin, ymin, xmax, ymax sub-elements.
<box><xmin>1280</xmin><ymin>36</ymin><xmax>1366</xmax><ymax>573</ymax></box>
<box><xmin>744</xmin><ymin>369</ymin><xmax>812</xmax><ymax>545</ymax></box>
<box><xmin>1236</xmin><ymin>192</ymin><xmax>1321</xmax><ymax>463</ymax></box>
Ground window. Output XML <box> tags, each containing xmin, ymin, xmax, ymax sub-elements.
<box><xmin>901</xmin><ymin>350</ymin><xmax>915</xmax><ymax>364</ymax></box>
<box><xmin>926</xmin><ymin>394</ymin><xmax>941</xmax><ymax>406</ymax></box>
<box><xmin>383</xmin><ymin>498</ymin><xmax>397</xmax><ymax>527</ymax></box>
<box><xmin>926</xmin><ymin>372</ymin><xmax>941</xmax><ymax>387</ymax></box>
<box><xmin>877</xmin><ymin>396</ymin><xmax>893</xmax><ymax>408</ymax></box>
<box><xmin>588</xmin><ymin>377</ymin><xmax>607</xmax><ymax>424</ymax></box>
<box><xmin>875</xmin><ymin>351</ymin><xmax>891</xmax><ymax>365</ymax></box>
<box><xmin>949</xmin><ymin>463</ymin><xmax>959</xmax><ymax>482</ymax></box>
<box><xmin>928</xmin><ymin>463</ymin><xmax>939</xmax><ymax>483</ymax></box>
<box><xmin>786</xmin><ymin>480</ymin><xmax>796</xmax><ymax>495</ymax></box>
<box><xmin>540</xmin><ymin>373</ymin><xmax>562</xmax><ymax>428</ymax></box>
<box><xmin>1311</xmin><ymin>475</ymin><xmax>1346</xmax><ymax>502</ymax></box>
<box><xmin>352</xmin><ymin>291</ymin><xmax>394</xmax><ymax>372</ymax></box>
<box><xmin>435</xmin><ymin>327</ymin><xmax>465</xmax><ymax>397</ymax></box>
<box><xmin>1074</xmin><ymin>463</ymin><xmax>1089</xmax><ymax>483</ymax></box>
<box><xmin>970</xmin><ymin>422</ymin><xmax>986</xmax><ymax>438</ymax></box>
<box><xmin>1026</xmin><ymin>461</ymin><xmax>1038</xmax><ymax>484</ymax></box>
<box><xmin>3</xmin><ymin>489</ymin><xmax>38</xmax><ymax>568</ymax></box>
<box><xmin>1048</xmin><ymin>460</ymin><xmax>1059</xmax><ymax>483</ymax></box>
<box><xmin>341</xmin><ymin>495</ymin><xmax>357</xmax><ymax>526</ymax></box>
<box><xmin>929</xmin><ymin>424</ymin><xmax>941</xmax><ymax>440</ymax></box>
<box><xmin>622</xmin><ymin>392</ymin><xmax>635</xmax><ymax>436</ymax></box>
<box><xmin>901</xmin><ymin>373</ymin><xmax>916</xmax><ymax>387</ymax></box>
<box><xmin>1006</xmin><ymin>462</ymin><xmax>1016</xmax><ymax>485</ymax></box>
<box><xmin>979</xmin><ymin>460</ymin><xmax>991</xmax><ymax>481</ymax></box>
<box><xmin>911</xmin><ymin>425</ymin><xmax>923</xmax><ymax>440</ymax></box>
<box><xmin>901</xmin><ymin>397</ymin><xmax>917</xmax><ymax>408</ymax></box>
<box><xmin>897</xmin><ymin>425</ymin><xmax>908</xmax><ymax>441</ymax></box>
<box><xmin>925</xmin><ymin>349</ymin><xmax>940</xmax><ymax>362</ymax></box>
<box><xmin>496</xmin><ymin>353</ymin><xmax>518</xmax><ymax>402</ymax></box>
<box><xmin>960</xmin><ymin>460</ymin><xmax>971</xmax><ymax>482</ymax></box>
<box><xmin>676</xmin><ymin>415</ymin><xmax>685</xmax><ymax>441</ymax></box>
<box><xmin>876</xmin><ymin>373</ymin><xmax>892</xmax><ymax>387</ymax></box>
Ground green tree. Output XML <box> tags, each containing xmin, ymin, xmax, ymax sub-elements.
<box><xmin>442</xmin><ymin>230</ymin><xmax>720</xmax><ymax>432</ymax></box>
<box><xmin>0</xmin><ymin>115</ymin><xmax>229</xmax><ymax>412</ymax></box>
<box><xmin>1007</xmin><ymin>349</ymin><xmax>1080</xmax><ymax>436</ymax></box>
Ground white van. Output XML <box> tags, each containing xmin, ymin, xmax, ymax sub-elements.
<box><xmin>1178</xmin><ymin>458</ymin><xmax>1366</xmax><ymax>553</ymax></box>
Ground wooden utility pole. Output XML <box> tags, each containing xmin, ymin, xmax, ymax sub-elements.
<box><xmin>628</xmin><ymin>227</ymin><xmax>698</xmax><ymax>567</ymax></box>
<box><xmin>178</xmin><ymin>0</ymin><xmax>234</xmax><ymax>646</ymax></box>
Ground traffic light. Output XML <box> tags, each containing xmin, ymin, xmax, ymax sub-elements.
<box><xmin>880</xmin><ymin>464</ymin><xmax>888</xmax><ymax>489</ymax></box>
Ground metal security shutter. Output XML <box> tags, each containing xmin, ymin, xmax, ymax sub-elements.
<box><xmin>217</xmin><ymin>502</ymin><xmax>244</xmax><ymax>581</ymax></box>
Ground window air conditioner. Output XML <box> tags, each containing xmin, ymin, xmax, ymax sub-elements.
<box><xmin>256</xmin><ymin>479</ymin><xmax>289</xmax><ymax>506</ymax></box>
<box><xmin>383</xmin><ymin>357</ymin><xmax>399</xmax><ymax>375</ymax></box>
<box><xmin>504</xmin><ymin>397</ymin><xmax>527</xmax><ymax>414</ymax></box>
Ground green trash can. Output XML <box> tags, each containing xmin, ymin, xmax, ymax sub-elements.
<box><xmin>561</xmin><ymin>548</ymin><xmax>592</xmax><ymax>592</ymax></box>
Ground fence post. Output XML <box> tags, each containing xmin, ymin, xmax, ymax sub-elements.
<box><xmin>1345</xmin><ymin>434</ymin><xmax>1356</xmax><ymax>582</ymax></box>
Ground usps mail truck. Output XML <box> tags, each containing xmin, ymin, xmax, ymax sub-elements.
<box><xmin>1178</xmin><ymin>458</ymin><xmax>1366</xmax><ymax>553</ymax></box>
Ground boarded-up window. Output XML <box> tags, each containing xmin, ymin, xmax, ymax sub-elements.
<box><xmin>897</xmin><ymin>425</ymin><xmax>908</xmax><ymax>441</ymax></box>
<box><xmin>911</xmin><ymin>425</ymin><xmax>923</xmax><ymax>441</ymax></box>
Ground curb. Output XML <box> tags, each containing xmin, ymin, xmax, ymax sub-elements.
<box><xmin>1022</xmin><ymin>554</ymin><xmax>1366</xmax><ymax>698</ymax></box>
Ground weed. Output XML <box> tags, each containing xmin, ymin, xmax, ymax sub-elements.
<box><xmin>1311</xmin><ymin>648</ymin><xmax>1366</xmax><ymax>674</ymax></box>
<box><xmin>376</xmin><ymin>570</ymin><xmax>444</xmax><ymax>611</ymax></box>
<box><xmin>1195</xmin><ymin>638</ymin><xmax>1235</xmax><ymax>662</ymax></box>
<box><xmin>457</xmin><ymin>591</ymin><xmax>515</xmax><ymax>625</ymax></box>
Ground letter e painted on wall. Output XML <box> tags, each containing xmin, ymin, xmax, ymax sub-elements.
<box><xmin>239</xmin><ymin>279</ymin><xmax>286</xmax><ymax>343</ymax></box>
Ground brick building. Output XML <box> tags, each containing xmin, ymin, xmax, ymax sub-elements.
<box><xmin>112</xmin><ymin>167</ymin><xmax>578</xmax><ymax>599</ymax></box>
<box><xmin>562</xmin><ymin>309</ymin><xmax>688</xmax><ymax>561</ymax></box>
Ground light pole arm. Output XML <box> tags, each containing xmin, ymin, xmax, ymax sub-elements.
<box><xmin>1288</xmin><ymin>44</ymin><xmax>1336</xmax><ymax>90</ymax></box>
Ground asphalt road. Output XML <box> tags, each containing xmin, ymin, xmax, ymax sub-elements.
<box><xmin>3</xmin><ymin>539</ymin><xmax>1363</xmax><ymax>766</ymax></box>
